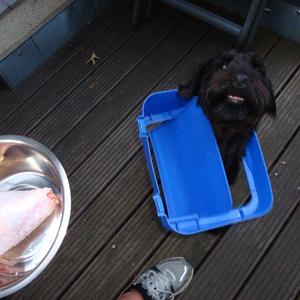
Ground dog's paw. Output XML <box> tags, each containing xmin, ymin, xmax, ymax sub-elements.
<box><xmin>178</xmin><ymin>84</ymin><xmax>193</xmax><ymax>99</ymax></box>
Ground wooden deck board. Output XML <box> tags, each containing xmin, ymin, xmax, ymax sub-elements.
<box><xmin>62</xmin><ymin>199</ymin><xmax>165</xmax><ymax>300</ymax></box>
<box><xmin>8</xmin><ymin>11</ymin><xmax>211</xmax><ymax>300</ymax></box>
<box><xmin>180</xmin><ymin>130</ymin><xmax>300</xmax><ymax>300</ymax></box>
<box><xmin>58</xmin><ymin>45</ymin><xmax>300</xmax><ymax>300</ymax></box>
<box><xmin>2</xmin><ymin>3</ymin><xmax>300</xmax><ymax>300</ymax></box>
<box><xmin>0</xmin><ymin>0</ymin><xmax>131</xmax><ymax>121</ymax></box>
<box><xmin>50</xmin><ymin>20</ymin><xmax>209</xmax><ymax>173</ymax></box>
<box><xmin>236</xmin><ymin>204</ymin><xmax>300</xmax><ymax>300</ymax></box>
<box><xmin>24</xmin><ymin>10</ymin><xmax>188</xmax><ymax>144</ymax></box>
<box><xmin>0</xmin><ymin>10</ymin><xmax>142</xmax><ymax>135</ymax></box>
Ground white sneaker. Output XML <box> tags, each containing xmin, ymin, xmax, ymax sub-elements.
<box><xmin>132</xmin><ymin>257</ymin><xmax>194</xmax><ymax>300</ymax></box>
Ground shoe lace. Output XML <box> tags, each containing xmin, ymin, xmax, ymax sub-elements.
<box><xmin>141</xmin><ymin>269</ymin><xmax>175</xmax><ymax>300</ymax></box>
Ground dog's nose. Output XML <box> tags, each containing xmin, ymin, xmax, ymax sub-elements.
<box><xmin>233</xmin><ymin>73</ymin><xmax>250</xmax><ymax>89</ymax></box>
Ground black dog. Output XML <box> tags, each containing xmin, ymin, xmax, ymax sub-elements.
<box><xmin>178</xmin><ymin>50</ymin><xmax>276</xmax><ymax>184</ymax></box>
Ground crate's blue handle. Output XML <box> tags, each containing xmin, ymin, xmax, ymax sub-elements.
<box><xmin>138</xmin><ymin>117</ymin><xmax>160</xmax><ymax>195</ymax></box>
<box><xmin>239</xmin><ymin>132</ymin><xmax>273</xmax><ymax>220</ymax></box>
<box><xmin>137</xmin><ymin>114</ymin><xmax>176</xmax><ymax>218</ymax></box>
<box><xmin>137</xmin><ymin>113</ymin><xmax>174</xmax><ymax>192</ymax></box>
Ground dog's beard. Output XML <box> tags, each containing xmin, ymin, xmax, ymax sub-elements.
<box><xmin>203</xmin><ymin>82</ymin><xmax>263</xmax><ymax>126</ymax></box>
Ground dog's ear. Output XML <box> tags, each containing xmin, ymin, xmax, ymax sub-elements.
<box><xmin>178</xmin><ymin>63</ymin><xmax>206</xmax><ymax>99</ymax></box>
<box><xmin>264</xmin><ymin>77</ymin><xmax>276</xmax><ymax>116</ymax></box>
<box><xmin>251</xmin><ymin>53</ymin><xmax>267</xmax><ymax>76</ymax></box>
<box><xmin>250</xmin><ymin>53</ymin><xmax>276</xmax><ymax>115</ymax></box>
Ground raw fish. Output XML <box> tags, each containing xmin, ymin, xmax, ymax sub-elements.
<box><xmin>0</xmin><ymin>188</ymin><xmax>59</xmax><ymax>256</ymax></box>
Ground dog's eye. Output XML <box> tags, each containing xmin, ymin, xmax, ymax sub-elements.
<box><xmin>222</xmin><ymin>64</ymin><xmax>227</xmax><ymax>70</ymax></box>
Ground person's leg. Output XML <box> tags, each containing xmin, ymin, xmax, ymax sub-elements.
<box><xmin>118</xmin><ymin>289</ymin><xmax>144</xmax><ymax>300</ymax></box>
<box><xmin>118</xmin><ymin>257</ymin><xmax>193</xmax><ymax>300</ymax></box>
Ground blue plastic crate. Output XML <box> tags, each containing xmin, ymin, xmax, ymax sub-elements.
<box><xmin>137</xmin><ymin>90</ymin><xmax>273</xmax><ymax>235</ymax></box>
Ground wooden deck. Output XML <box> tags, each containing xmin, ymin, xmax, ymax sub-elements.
<box><xmin>1</xmin><ymin>1</ymin><xmax>300</xmax><ymax>299</ymax></box>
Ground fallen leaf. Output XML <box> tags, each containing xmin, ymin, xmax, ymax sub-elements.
<box><xmin>86</xmin><ymin>52</ymin><xmax>99</xmax><ymax>65</ymax></box>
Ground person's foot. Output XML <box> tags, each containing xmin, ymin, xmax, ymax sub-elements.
<box><xmin>132</xmin><ymin>257</ymin><xmax>193</xmax><ymax>300</ymax></box>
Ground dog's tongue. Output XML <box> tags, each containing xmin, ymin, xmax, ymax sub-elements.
<box><xmin>227</xmin><ymin>95</ymin><xmax>245</xmax><ymax>103</ymax></box>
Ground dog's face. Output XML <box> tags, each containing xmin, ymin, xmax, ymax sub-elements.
<box><xmin>193</xmin><ymin>50</ymin><xmax>276</xmax><ymax>126</ymax></box>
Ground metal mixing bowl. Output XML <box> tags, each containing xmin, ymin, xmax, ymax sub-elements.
<box><xmin>0</xmin><ymin>136</ymin><xmax>71</xmax><ymax>298</ymax></box>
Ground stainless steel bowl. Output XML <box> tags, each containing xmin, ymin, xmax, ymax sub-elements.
<box><xmin>0</xmin><ymin>136</ymin><xmax>71</xmax><ymax>298</ymax></box>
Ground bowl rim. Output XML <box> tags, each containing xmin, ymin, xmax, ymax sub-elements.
<box><xmin>0</xmin><ymin>135</ymin><xmax>71</xmax><ymax>298</ymax></box>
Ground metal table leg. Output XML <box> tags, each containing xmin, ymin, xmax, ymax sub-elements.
<box><xmin>133</xmin><ymin>0</ymin><xmax>268</xmax><ymax>50</ymax></box>
<box><xmin>237</xmin><ymin>0</ymin><xmax>268</xmax><ymax>50</ymax></box>
<box><xmin>147</xmin><ymin>0</ymin><xmax>157</xmax><ymax>19</ymax></box>
<box><xmin>133</xmin><ymin>0</ymin><xmax>143</xmax><ymax>26</ymax></box>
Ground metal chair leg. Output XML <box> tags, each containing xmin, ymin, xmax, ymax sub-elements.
<box><xmin>135</xmin><ymin>0</ymin><xmax>267</xmax><ymax>50</ymax></box>
<box><xmin>237</xmin><ymin>0</ymin><xmax>268</xmax><ymax>51</ymax></box>
<box><xmin>133</xmin><ymin>0</ymin><xmax>143</xmax><ymax>26</ymax></box>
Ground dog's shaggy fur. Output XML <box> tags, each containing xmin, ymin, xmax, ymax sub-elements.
<box><xmin>178</xmin><ymin>50</ymin><xmax>276</xmax><ymax>184</ymax></box>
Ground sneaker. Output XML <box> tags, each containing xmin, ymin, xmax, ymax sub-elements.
<box><xmin>132</xmin><ymin>257</ymin><xmax>194</xmax><ymax>300</ymax></box>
